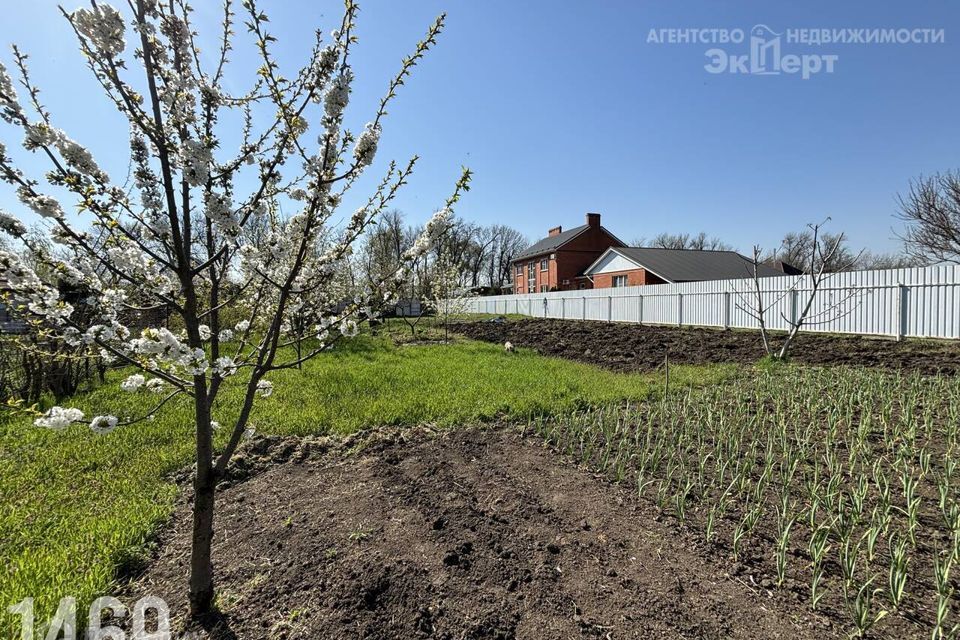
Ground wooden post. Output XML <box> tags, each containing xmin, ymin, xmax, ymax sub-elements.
<box><xmin>677</xmin><ymin>293</ymin><xmax>683</xmax><ymax>327</ymax></box>
<box><xmin>560</xmin><ymin>296</ymin><xmax>565</xmax><ymax>320</ymax></box>
<box><xmin>608</xmin><ymin>296</ymin><xmax>613</xmax><ymax>322</ymax></box>
<box><xmin>638</xmin><ymin>295</ymin><xmax>644</xmax><ymax>325</ymax></box>
<box><xmin>582</xmin><ymin>296</ymin><xmax>586</xmax><ymax>321</ymax></box>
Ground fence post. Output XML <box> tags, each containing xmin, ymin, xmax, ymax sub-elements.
<box><xmin>638</xmin><ymin>295</ymin><xmax>644</xmax><ymax>325</ymax></box>
<box><xmin>723</xmin><ymin>291</ymin><xmax>731</xmax><ymax>330</ymax></box>
<box><xmin>582</xmin><ymin>296</ymin><xmax>586</xmax><ymax>321</ymax></box>
<box><xmin>896</xmin><ymin>283</ymin><xmax>907</xmax><ymax>341</ymax></box>
<box><xmin>608</xmin><ymin>296</ymin><xmax>613</xmax><ymax>322</ymax></box>
<box><xmin>677</xmin><ymin>293</ymin><xmax>683</xmax><ymax>327</ymax></box>
<box><xmin>560</xmin><ymin>296</ymin><xmax>565</xmax><ymax>320</ymax></box>
<box><xmin>790</xmin><ymin>288</ymin><xmax>799</xmax><ymax>329</ymax></box>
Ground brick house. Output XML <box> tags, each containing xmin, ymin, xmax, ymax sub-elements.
<box><xmin>583</xmin><ymin>247</ymin><xmax>783</xmax><ymax>288</ymax></box>
<box><xmin>512</xmin><ymin>213</ymin><xmax>625</xmax><ymax>293</ymax></box>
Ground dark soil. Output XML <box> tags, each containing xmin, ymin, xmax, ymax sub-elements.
<box><xmin>128</xmin><ymin>427</ymin><xmax>836</xmax><ymax>639</ymax></box>
<box><xmin>450</xmin><ymin>318</ymin><xmax>960</xmax><ymax>375</ymax></box>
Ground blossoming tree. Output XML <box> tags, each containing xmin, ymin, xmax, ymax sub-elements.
<box><xmin>0</xmin><ymin>0</ymin><xmax>468</xmax><ymax>616</ymax></box>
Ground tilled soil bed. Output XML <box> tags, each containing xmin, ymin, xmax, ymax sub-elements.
<box><xmin>450</xmin><ymin>318</ymin><xmax>960</xmax><ymax>374</ymax></box>
<box><xmin>130</xmin><ymin>427</ymin><xmax>836</xmax><ymax>639</ymax></box>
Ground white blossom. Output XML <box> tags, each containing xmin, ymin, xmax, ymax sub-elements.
<box><xmin>310</xmin><ymin>45</ymin><xmax>339</xmax><ymax>99</ymax></box>
<box><xmin>213</xmin><ymin>356</ymin><xmax>237</xmax><ymax>377</ymax></box>
<box><xmin>183</xmin><ymin>348</ymin><xmax>209</xmax><ymax>375</ymax></box>
<box><xmin>235</xmin><ymin>320</ymin><xmax>250</xmax><ymax>333</ymax></box>
<box><xmin>204</xmin><ymin>191</ymin><xmax>238</xmax><ymax>237</ymax></box>
<box><xmin>72</xmin><ymin>4</ymin><xmax>126</xmax><ymax>55</ymax></box>
<box><xmin>145</xmin><ymin>377</ymin><xmax>166</xmax><ymax>394</ymax></box>
<box><xmin>0</xmin><ymin>210</ymin><xmax>26</xmax><ymax>237</ymax></box>
<box><xmin>56</xmin><ymin>134</ymin><xmax>107</xmax><ymax>181</ymax></box>
<box><xmin>90</xmin><ymin>415</ymin><xmax>119</xmax><ymax>434</ymax></box>
<box><xmin>21</xmin><ymin>192</ymin><xmax>64</xmax><ymax>220</ymax></box>
<box><xmin>35</xmin><ymin>406</ymin><xmax>84</xmax><ymax>430</ymax></box>
<box><xmin>324</xmin><ymin>69</ymin><xmax>352</xmax><ymax>119</ymax></box>
<box><xmin>198</xmin><ymin>324</ymin><xmax>212</xmax><ymax>341</ymax></box>
<box><xmin>0</xmin><ymin>61</ymin><xmax>23</xmax><ymax>121</ymax></box>
<box><xmin>339</xmin><ymin>319</ymin><xmax>359</xmax><ymax>338</ymax></box>
<box><xmin>352</xmin><ymin>123</ymin><xmax>381</xmax><ymax>167</ymax></box>
<box><xmin>256</xmin><ymin>380</ymin><xmax>273</xmax><ymax>398</ymax></box>
<box><xmin>121</xmin><ymin>374</ymin><xmax>146</xmax><ymax>392</ymax></box>
<box><xmin>217</xmin><ymin>329</ymin><xmax>233</xmax><ymax>342</ymax></box>
<box><xmin>180</xmin><ymin>139</ymin><xmax>212</xmax><ymax>186</ymax></box>
<box><xmin>24</xmin><ymin>123</ymin><xmax>58</xmax><ymax>150</ymax></box>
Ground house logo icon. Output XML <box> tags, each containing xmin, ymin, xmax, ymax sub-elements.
<box><xmin>749</xmin><ymin>24</ymin><xmax>782</xmax><ymax>74</ymax></box>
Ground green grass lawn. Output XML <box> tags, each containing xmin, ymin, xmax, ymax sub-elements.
<box><xmin>0</xmin><ymin>333</ymin><xmax>733</xmax><ymax>634</ymax></box>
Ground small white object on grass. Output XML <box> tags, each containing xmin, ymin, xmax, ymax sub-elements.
<box><xmin>504</xmin><ymin>341</ymin><xmax>514</xmax><ymax>353</ymax></box>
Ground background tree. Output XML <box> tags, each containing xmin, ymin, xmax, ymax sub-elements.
<box><xmin>631</xmin><ymin>231</ymin><xmax>735</xmax><ymax>251</ymax></box>
<box><xmin>358</xmin><ymin>212</ymin><xmax>526</xmax><ymax>296</ymax></box>
<box><xmin>485</xmin><ymin>224</ymin><xmax>528</xmax><ymax>291</ymax></box>
<box><xmin>766</xmin><ymin>228</ymin><xmax>920</xmax><ymax>272</ymax></box>
<box><xmin>0</xmin><ymin>0</ymin><xmax>468</xmax><ymax>617</ymax></box>
<box><xmin>898</xmin><ymin>171</ymin><xmax>960</xmax><ymax>264</ymax></box>
<box><xmin>765</xmin><ymin>229</ymin><xmax>860</xmax><ymax>273</ymax></box>
<box><xmin>360</xmin><ymin>208</ymin><xmax>413</xmax><ymax>291</ymax></box>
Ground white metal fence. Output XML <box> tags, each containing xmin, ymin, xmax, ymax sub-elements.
<box><xmin>464</xmin><ymin>264</ymin><xmax>960</xmax><ymax>340</ymax></box>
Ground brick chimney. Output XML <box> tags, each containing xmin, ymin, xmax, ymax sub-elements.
<box><xmin>586</xmin><ymin>212</ymin><xmax>601</xmax><ymax>228</ymax></box>
<box><xmin>548</xmin><ymin>225</ymin><xmax>563</xmax><ymax>237</ymax></box>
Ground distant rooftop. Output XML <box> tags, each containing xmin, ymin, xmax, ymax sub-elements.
<box><xmin>588</xmin><ymin>247</ymin><xmax>784</xmax><ymax>283</ymax></box>
<box><xmin>513</xmin><ymin>224</ymin><xmax>591</xmax><ymax>261</ymax></box>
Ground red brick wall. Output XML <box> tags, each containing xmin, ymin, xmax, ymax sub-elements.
<box><xmin>514</xmin><ymin>258</ymin><xmax>554</xmax><ymax>293</ymax></box>
<box><xmin>592</xmin><ymin>268</ymin><xmax>666</xmax><ymax>289</ymax></box>
<box><xmin>513</xmin><ymin>222</ymin><xmax>624</xmax><ymax>292</ymax></box>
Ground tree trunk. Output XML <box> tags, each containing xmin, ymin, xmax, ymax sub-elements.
<box><xmin>189</xmin><ymin>413</ymin><xmax>216</xmax><ymax>616</ymax></box>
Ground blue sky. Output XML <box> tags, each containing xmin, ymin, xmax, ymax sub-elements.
<box><xmin>1</xmin><ymin>1</ymin><xmax>958</xmax><ymax>253</ymax></box>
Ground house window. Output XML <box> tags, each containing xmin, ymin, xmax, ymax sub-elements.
<box><xmin>540</xmin><ymin>285</ymin><xmax>548</xmax><ymax>293</ymax></box>
<box><xmin>527</xmin><ymin>262</ymin><xmax>536</xmax><ymax>293</ymax></box>
<box><xmin>540</xmin><ymin>258</ymin><xmax>548</xmax><ymax>271</ymax></box>
<box><xmin>612</xmin><ymin>275</ymin><xmax>628</xmax><ymax>288</ymax></box>
<box><xmin>516</xmin><ymin>264</ymin><xmax>523</xmax><ymax>276</ymax></box>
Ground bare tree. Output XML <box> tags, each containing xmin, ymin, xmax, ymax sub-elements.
<box><xmin>361</xmin><ymin>209</ymin><xmax>414</xmax><ymax>289</ymax></box>
<box><xmin>739</xmin><ymin>220</ymin><xmax>862</xmax><ymax>361</ymax></box>
<box><xmin>855</xmin><ymin>251</ymin><xmax>923</xmax><ymax>270</ymax></box>
<box><xmin>897</xmin><ymin>171</ymin><xmax>960</xmax><ymax>263</ymax></box>
<box><xmin>765</xmin><ymin>229</ymin><xmax>861</xmax><ymax>273</ymax></box>
<box><xmin>463</xmin><ymin>224</ymin><xmax>495</xmax><ymax>288</ymax></box>
<box><xmin>486</xmin><ymin>224</ymin><xmax>527</xmax><ymax>290</ymax></box>
<box><xmin>632</xmin><ymin>231</ymin><xmax>734</xmax><ymax>251</ymax></box>
<box><xmin>745</xmin><ymin>245</ymin><xmax>773</xmax><ymax>356</ymax></box>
